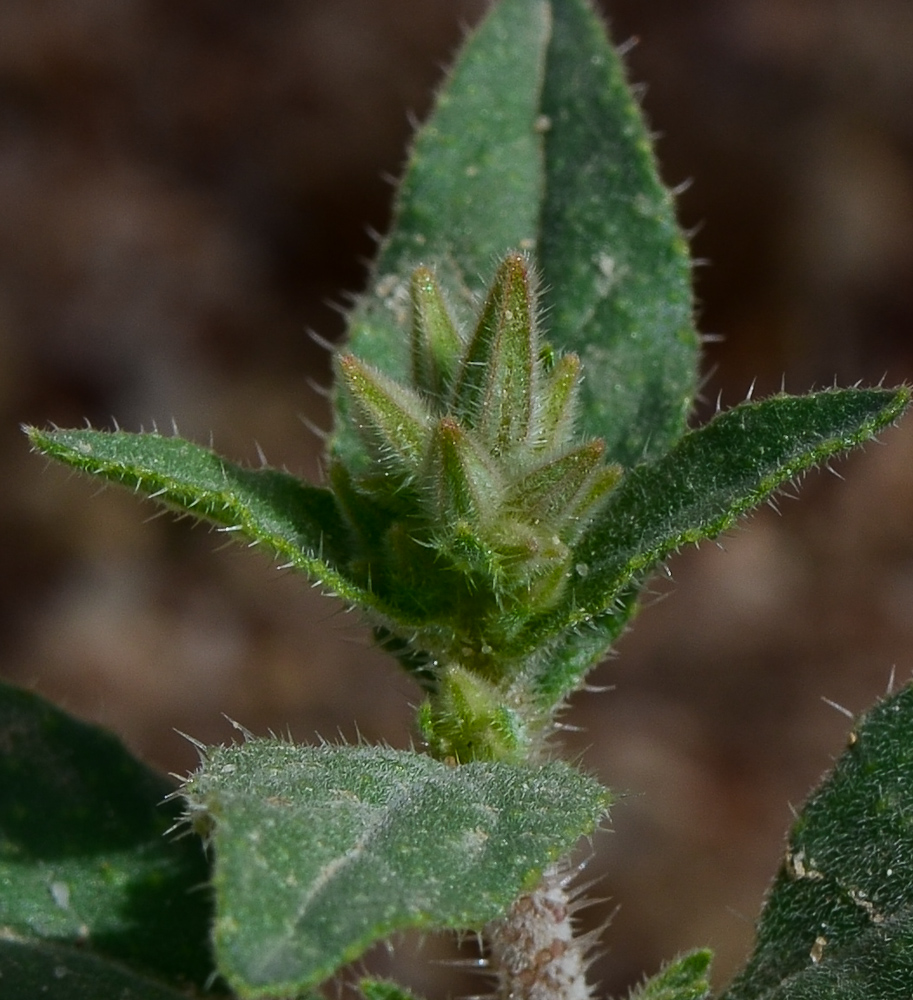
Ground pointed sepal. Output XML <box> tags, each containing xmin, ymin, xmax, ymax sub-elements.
<box><xmin>336</xmin><ymin>354</ymin><xmax>432</xmax><ymax>472</ymax></box>
<box><xmin>451</xmin><ymin>253</ymin><xmax>537</xmax><ymax>455</ymax></box>
<box><xmin>424</xmin><ymin>417</ymin><xmax>503</xmax><ymax>525</ymax></box>
<box><xmin>507</xmin><ymin>439</ymin><xmax>620</xmax><ymax>533</ymax></box>
<box><xmin>410</xmin><ymin>266</ymin><xmax>464</xmax><ymax>400</ymax></box>
<box><xmin>536</xmin><ymin>350</ymin><xmax>583</xmax><ymax>452</ymax></box>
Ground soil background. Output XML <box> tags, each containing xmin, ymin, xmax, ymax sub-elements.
<box><xmin>2</xmin><ymin>1</ymin><xmax>913</xmax><ymax>994</ymax></box>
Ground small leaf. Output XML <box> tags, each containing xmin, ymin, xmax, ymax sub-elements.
<box><xmin>720</xmin><ymin>682</ymin><xmax>913</xmax><ymax>1000</ymax></box>
<box><xmin>509</xmin><ymin>387</ymin><xmax>910</xmax><ymax>667</ymax></box>
<box><xmin>25</xmin><ymin>426</ymin><xmax>385</xmax><ymax>616</ymax></box>
<box><xmin>184</xmin><ymin>741</ymin><xmax>609</xmax><ymax>996</ymax></box>
<box><xmin>539</xmin><ymin>0</ymin><xmax>700</xmax><ymax>465</ymax></box>
<box><xmin>629</xmin><ymin>949</ymin><xmax>714</xmax><ymax>1000</ymax></box>
<box><xmin>0</xmin><ymin>681</ymin><xmax>220</xmax><ymax>992</ymax></box>
<box><xmin>0</xmin><ymin>938</ymin><xmax>195</xmax><ymax>1000</ymax></box>
<box><xmin>360</xmin><ymin>979</ymin><xmax>426</xmax><ymax>1000</ymax></box>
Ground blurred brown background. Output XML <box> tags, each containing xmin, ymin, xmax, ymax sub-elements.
<box><xmin>2</xmin><ymin>0</ymin><xmax>913</xmax><ymax>995</ymax></box>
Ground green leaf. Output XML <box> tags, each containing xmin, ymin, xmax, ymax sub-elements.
<box><xmin>334</xmin><ymin>0</ymin><xmax>551</xmax><ymax>476</ymax></box>
<box><xmin>540</xmin><ymin>0</ymin><xmax>699</xmax><ymax>466</ymax></box>
<box><xmin>528</xmin><ymin>583</ymin><xmax>640</xmax><ymax>707</ymax></box>
<box><xmin>0</xmin><ymin>938</ymin><xmax>195</xmax><ymax>1000</ymax></box>
<box><xmin>629</xmin><ymin>949</ymin><xmax>713</xmax><ymax>1000</ymax></box>
<box><xmin>720</xmin><ymin>682</ymin><xmax>913</xmax><ymax>1000</ymax></box>
<box><xmin>25</xmin><ymin>426</ymin><xmax>379</xmax><ymax>613</ymax></box>
<box><xmin>0</xmin><ymin>681</ymin><xmax>219</xmax><ymax>993</ymax></box>
<box><xmin>334</xmin><ymin>0</ymin><xmax>700</xmax><ymax>474</ymax></box>
<box><xmin>359</xmin><ymin>979</ymin><xmax>426</xmax><ymax>1000</ymax></box>
<box><xmin>183</xmin><ymin>741</ymin><xmax>608</xmax><ymax>997</ymax></box>
<box><xmin>512</xmin><ymin>387</ymin><xmax>910</xmax><ymax>676</ymax></box>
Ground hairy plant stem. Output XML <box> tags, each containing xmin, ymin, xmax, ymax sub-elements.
<box><xmin>487</xmin><ymin>863</ymin><xmax>592</xmax><ymax>1000</ymax></box>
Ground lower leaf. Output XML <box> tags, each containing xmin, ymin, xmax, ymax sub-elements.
<box><xmin>0</xmin><ymin>681</ymin><xmax>218</xmax><ymax>992</ymax></box>
<box><xmin>721</xmin><ymin>682</ymin><xmax>913</xmax><ymax>1000</ymax></box>
<box><xmin>183</xmin><ymin>741</ymin><xmax>609</xmax><ymax>997</ymax></box>
<box><xmin>0</xmin><ymin>938</ymin><xmax>194</xmax><ymax>1000</ymax></box>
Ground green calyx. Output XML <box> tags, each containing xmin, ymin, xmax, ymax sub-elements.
<box><xmin>332</xmin><ymin>253</ymin><xmax>621</xmax><ymax>685</ymax></box>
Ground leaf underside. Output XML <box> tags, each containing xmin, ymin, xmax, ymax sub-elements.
<box><xmin>185</xmin><ymin>741</ymin><xmax>608</xmax><ymax>997</ymax></box>
<box><xmin>721</xmin><ymin>682</ymin><xmax>913</xmax><ymax>1000</ymax></box>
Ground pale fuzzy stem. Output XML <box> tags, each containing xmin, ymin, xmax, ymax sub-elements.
<box><xmin>487</xmin><ymin>864</ymin><xmax>591</xmax><ymax>1000</ymax></box>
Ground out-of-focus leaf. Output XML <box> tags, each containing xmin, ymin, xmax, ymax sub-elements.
<box><xmin>0</xmin><ymin>681</ymin><xmax>220</xmax><ymax>992</ymax></box>
<box><xmin>0</xmin><ymin>938</ymin><xmax>194</xmax><ymax>1000</ymax></box>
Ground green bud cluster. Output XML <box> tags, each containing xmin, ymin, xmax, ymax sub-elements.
<box><xmin>331</xmin><ymin>253</ymin><xmax>621</xmax><ymax>689</ymax></box>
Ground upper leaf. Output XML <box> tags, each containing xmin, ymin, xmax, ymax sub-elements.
<box><xmin>539</xmin><ymin>0</ymin><xmax>699</xmax><ymax>465</ymax></box>
<box><xmin>0</xmin><ymin>681</ymin><xmax>221</xmax><ymax>993</ymax></box>
<box><xmin>183</xmin><ymin>740</ymin><xmax>609</xmax><ymax>997</ymax></box>
<box><xmin>333</xmin><ymin>0</ymin><xmax>699</xmax><ymax>474</ymax></box>
<box><xmin>518</xmin><ymin>386</ymin><xmax>910</xmax><ymax>693</ymax></box>
<box><xmin>720</xmin><ymin>682</ymin><xmax>913</xmax><ymax>1000</ymax></box>
<box><xmin>629</xmin><ymin>950</ymin><xmax>713</xmax><ymax>1000</ymax></box>
<box><xmin>25</xmin><ymin>426</ymin><xmax>385</xmax><ymax>615</ymax></box>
